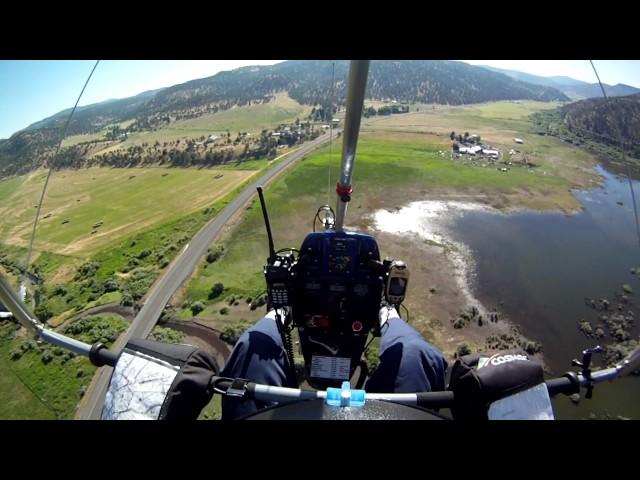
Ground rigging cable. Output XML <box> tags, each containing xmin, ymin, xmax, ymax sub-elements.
<box><xmin>589</xmin><ymin>60</ymin><xmax>640</xmax><ymax>249</ymax></box>
<box><xmin>23</xmin><ymin>60</ymin><xmax>101</xmax><ymax>279</ymax></box>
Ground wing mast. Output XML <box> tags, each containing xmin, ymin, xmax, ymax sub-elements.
<box><xmin>335</xmin><ymin>60</ymin><xmax>370</xmax><ymax>232</ymax></box>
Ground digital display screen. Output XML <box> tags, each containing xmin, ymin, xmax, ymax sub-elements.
<box><xmin>389</xmin><ymin>277</ymin><xmax>407</xmax><ymax>296</ymax></box>
<box><xmin>331</xmin><ymin>238</ymin><xmax>353</xmax><ymax>252</ymax></box>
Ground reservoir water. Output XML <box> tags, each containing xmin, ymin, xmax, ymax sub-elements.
<box><xmin>376</xmin><ymin>165</ymin><xmax>640</xmax><ymax>419</ymax></box>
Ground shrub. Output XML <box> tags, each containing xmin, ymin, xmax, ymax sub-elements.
<box><xmin>191</xmin><ymin>301</ymin><xmax>204</xmax><ymax>316</ymax></box>
<box><xmin>52</xmin><ymin>285</ymin><xmax>67</xmax><ymax>296</ymax></box>
<box><xmin>206</xmin><ymin>251</ymin><xmax>221</xmax><ymax>263</ymax></box>
<box><xmin>456</xmin><ymin>343</ymin><xmax>472</xmax><ymax>357</ymax></box>
<box><xmin>150</xmin><ymin>326</ymin><xmax>185</xmax><ymax>344</ymax></box>
<box><xmin>524</xmin><ymin>341</ymin><xmax>542</xmax><ymax>355</ymax></box>
<box><xmin>220</xmin><ymin>307</ymin><xmax>229</xmax><ymax>315</ymax></box>
<box><xmin>34</xmin><ymin>304</ymin><xmax>52</xmax><ymax>323</ymax></box>
<box><xmin>120</xmin><ymin>293</ymin><xmax>134</xmax><ymax>307</ymax></box>
<box><xmin>104</xmin><ymin>278</ymin><xmax>119</xmax><ymax>292</ymax></box>
<box><xmin>220</xmin><ymin>322</ymin><xmax>253</xmax><ymax>345</ymax></box>
<box><xmin>209</xmin><ymin>283</ymin><xmax>224</xmax><ymax>300</ymax></box>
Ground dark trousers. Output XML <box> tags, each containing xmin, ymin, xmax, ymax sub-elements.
<box><xmin>220</xmin><ymin>312</ymin><xmax>448</xmax><ymax>419</ymax></box>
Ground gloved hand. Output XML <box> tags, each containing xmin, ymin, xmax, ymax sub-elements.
<box><xmin>103</xmin><ymin>338</ymin><xmax>219</xmax><ymax>421</ymax></box>
<box><xmin>448</xmin><ymin>349</ymin><xmax>545</xmax><ymax>420</ymax></box>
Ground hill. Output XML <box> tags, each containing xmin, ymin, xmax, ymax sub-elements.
<box><xmin>480</xmin><ymin>65</ymin><xmax>640</xmax><ymax>100</ymax></box>
<box><xmin>0</xmin><ymin>60</ymin><xmax>569</xmax><ymax>177</ymax></box>
<box><xmin>531</xmin><ymin>93</ymin><xmax>640</xmax><ymax>162</ymax></box>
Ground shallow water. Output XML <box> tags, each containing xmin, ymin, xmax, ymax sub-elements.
<box><xmin>375</xmin><ymin>165</ymin><xmax>640</xmax><ymax>419</ymax></box>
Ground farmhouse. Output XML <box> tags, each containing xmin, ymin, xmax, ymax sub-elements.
<box><xmin>483</xmin><ymin>149</ymin><xmax>500</xmax><ymax>159</ymax></box>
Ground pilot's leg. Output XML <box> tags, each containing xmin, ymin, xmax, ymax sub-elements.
<box><xmin>220</xmin><ymin>309</ymin><xmax>296</xmax><ymax>419</ymax></box>
<box><xmin>365</xmin><ymin>307</ymin><xmax>448</xmax><ymax>394</ymax></box>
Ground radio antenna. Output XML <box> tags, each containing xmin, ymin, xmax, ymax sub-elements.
<box><xmin>257</xmin><ymin>186</ymin><xmax>276</xmax><ymax>261</ymax></box>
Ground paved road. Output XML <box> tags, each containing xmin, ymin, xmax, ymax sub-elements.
<box><xmin>76</xmin><ymin>130</ymin><xmax>337</xmax><ymax>419</ymax></box>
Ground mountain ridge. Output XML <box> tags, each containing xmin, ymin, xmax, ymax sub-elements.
<box><xmin>479</xmin><ymin>65</ymin><xmax>640</xmax><ymax>100</ymax></box>
<box><xmin>0</xmin><ymin>60</ymin><xmax>570</xmax><ymax>177</ymax></box>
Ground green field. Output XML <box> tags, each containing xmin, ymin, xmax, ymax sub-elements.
<box><xmin>169</xmin><ymin>93</ymin><xmax>311</xmax><ymax>134</ymax></box>
<box><xmin>0</xmin><ymin>166</ymin><xmax>257</xmax><ymax>257</ymax></box>
<box><xmin>363</xmin><ymin>101</ymin><xmax>597</xmax><ymax>188</ymax></box>
<box><xmin>0</xmin><ymin>314</ymin><xmax>127</xmax><ymax>419</ymax></box>
<box><xmin>79</xmin><ymin>93</ymin><xmax>312</xmax><ymax>156</ymax></box>
<box><xmin>0</xmin><ymin>93</ymin><xmax>317</xmax><ymax>419</ymax></box>
<box><xmin>182</xmin><ymin>119</ymin><xmax>593</xmax><ymax>320</ymax></box>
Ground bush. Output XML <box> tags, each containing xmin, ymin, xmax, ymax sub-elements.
<box><xmin>206</xmin><ymin>250</ymin><xmax>221</xmax><ymax>263</ymax></box>
<box><xmin>52</xmin><ymin>285</ymin><xmax>67</xmax><ymax>296</ymax></box>
<box><xmin>160</xmin><ymin>307</ymin><xmax>178</xmax><ymax>322</ymax></box>
<box><xmin>41</xmin><ymin>351</ymin><xmax>54</xmax><ymax>364</ymax></box>
<box><xmin>220</xmin><ymin>307</ymin><xmax>229</xmax><ymax>315</ymax></box>
<box><xmin>364</xmin><ymin>339</ymin><xmax>381</xmax><ymax>373</ymax></box>
<box><xmin>141</xmin><ymin>249</ymin><xmax>153</xmax><ymax>259</ymax></box>
<box><xmin>76</xmin><ymin>261</ymin><xmax>101</xmax><ymax>279</ymax></box>
<box><xmin>34</xmin><ymin>304</ymin><xmax>52</xmax><ymax>323</ymax></box>
<box><xmin>524</xmin><ymin>341</ymin><xmax>542</xmax><ymax>355</ymax></box>
<box><xmin>191</xmin><ymin>301</ymin><xmax>204</xmax><ymax>316</ymax></box>
<box><xmin>220</xmin><ymin>322</ymin><xmax>253</xmax><ymax>345</ymax></box>
<box><xmin>452</xmin><ymin>317</ymin><xmax>466</xmax><ymax>329</ymax></box>
<box><xmin>209</xmin><ymin>283</ymin><xmax>224</xmax><ymax>300</ymax></box>
<box><xmin>104</xmin><ymin>278</ymin><xmax>119</xmax><ymax>292</ymax></box>
<box><xmin>456</xmin><ymin>343</ymin><xmax>472</xmax><ymax>357</ymax></box>
<box><xmin>150</xmin><ymin>326</ymin><xmax>185</xmax><ymax>344</ymax></box>
<box><xmin>120</xmin><ymin>293</ymin><xmax>134</xmax><ymax>307</ymax></box>
<box><xmin>9</xmin><ymin>350</ymin><xmax>22</xmax><ymax>361</ymax></box>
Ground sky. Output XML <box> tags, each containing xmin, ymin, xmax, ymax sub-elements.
<box><xmin>1</xmin><ymin>59</ymin><xmax>638</xmax><ymax>140</ymax></box>
<box><xmin>463</xmin><ymin>60</ymin><xmax>640</xmax><ymax>86</ymax></box>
